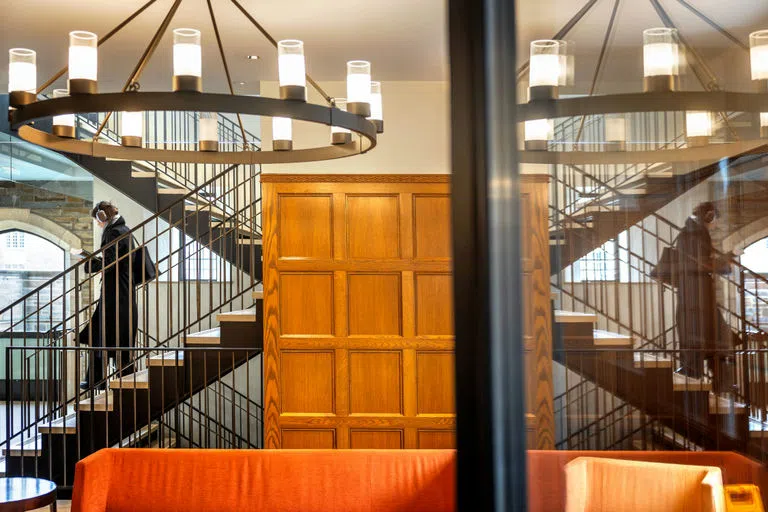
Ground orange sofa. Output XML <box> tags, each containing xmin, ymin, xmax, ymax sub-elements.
<box><xmin>71</xmin><ymin>448</ymin><xmax>767</xmax><ymax>512</ymax></box>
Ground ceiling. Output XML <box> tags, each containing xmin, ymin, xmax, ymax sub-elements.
<box><xmin>1</xmin><ymin>1</ymin><xmax>768</xmax><ymax>95</ymax></box>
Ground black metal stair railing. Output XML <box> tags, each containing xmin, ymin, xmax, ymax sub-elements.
<box><xmin>0</xmin><ymin>160</ymin><xmax>264</xmax><ymax>471</ymax></box>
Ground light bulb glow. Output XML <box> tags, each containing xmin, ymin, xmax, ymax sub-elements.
<box><xmin>525</xmin><ymin>119</ymin><xmax>554</xmax><ymax>142</ymax></box>
<box><xmin>643</xmin><ymin>28</ymin><xmax>679</xmax><ymax>77</ymax></box>
<box><xmin>278</xmin><ymin>40</ymin><xmax>306</xmax><ymax>89</ymax></box>
<box><xmin>52</xmin><ymin>89</ymin><xmax>75</xmax><ymax>128</ymax></box>
<box><xmin>121</xmin><ymin>111</ymin><xmax>143</xmax><ymax>139</ymax></box>
<box><xmin>273</xmin><ymin>117</ymin><xmax>292</xmax><ymax>141</ymax></box>
<box><xmin>369</xmin><ymin>82</ymin><xmax>383</xmax><ymax>122</ymax></box>
<box><xmin>347</xmin><ymin>61</ymin><xmax>371</xmax><ymax>104</ymax></box>
<box><xmin>686</xmin><ymin>111</ymin><xmax>713</xmax><ymax>138</ymax></box>
<box><xmin>199</xmin><ymin>113</ymin><xmax>218</xmax><ymax>142</ymax></box>
<box><xmin>69</xmin><ymin>31</ymin><xmax>98</xmax><ymax>81</ymax></box>
<box><xmin>750</xmin><ymin>30</ymin><xmax>768</xmax><ymax>80</ymax></box>
<box><xmin>8</xmin><ymin>49</ymin><xmax>36</xmax><ymax>93</ymax></box>
<box><xmin>761</xmin><ymin>112</ymin><xmax>768</xmax><ymax>127</ymax></box>
<box><xmin>529</xmin><ymin>40</ymin><xmax>564</xmax><ymax>87</ymax></box>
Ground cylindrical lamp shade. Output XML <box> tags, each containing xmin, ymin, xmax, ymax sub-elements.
<box><xmin>272</xmin><ymin>117</ymin><xmax>292</xmax><ymax>151</ymax></box>
<box><xmin>52</xmin><ymin>89</ymin><xmax>75</xmax><ymax>138</ymax></box>
<box><xmin>278</xmin><ymin>40</ymin><xmax>306</xmax><ymax>101</ymax></box>
<box><xmin>121</xmin><ymin>111</ymin><xmax>143</xmax><ymax>147</ymax></box>
<box><xmin>331</xmin><ymin>98</ymin><xmax>352</xmax><ymax>145</ymax></box>
<box><xmin>750</xmin><ymin>30</ymin><xmax>768</xmax><ymax>85</ymax></box>
<box><xmin>8</xmin><ymin>48</ymin><xmax>36</xmax><ymax>107</ymax></box>
<box><xmin>368</xmin><ymin>81</ymin><xmax>384</xmax><ymax>133</ymax></box>
<box><xmin>686</xmin><ymin>111</ymin><xmax>712</xmax><ymax>147</ymax></box>
<box><xmin>529</xmin><ymin>40</ymin><xmax>565</xmax><ymax>101</ymax></box>
<box><xmin>524</xmin><ymin>118</ymin><xmax>553</xmax><ymax>151</ymax></box>
<box><xmin>173</xmin><ymin>28</ymin><xmax>202</xmax><ymax>92</ymax></box>
<box><xmin>605</xmin><ymin>115</ymin><xmax>627</xmax><ymax>151</ymax></box>
<box><xmin>69</xmin><ymin>31</ymin><xmax>98</xmax><ymax>94</ymax></box>
<box><xmin>643</xmin><ymin>28</ymin><xmax>679</xmax><ymax>92</ymax></box>
<box><xmin>346</xmin><ymin>60</ymin><xmax>371</xmax><ymax>117</ymax></box>
<box><xmin>199</xmin><ymin>112</ymin><xmax>218</xmax><ymax>152</ymax></box>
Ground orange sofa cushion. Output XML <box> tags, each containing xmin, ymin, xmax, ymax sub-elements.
<box><xmin>71</xmin><ymin>448</ymin><xmax>456</xmax><ymax>512</ymax></box>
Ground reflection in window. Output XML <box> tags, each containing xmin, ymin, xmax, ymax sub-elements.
<box><xmin>741</xmin><ymin>237</ymin><xmax>768</xmax><ymax>327</ymax></box>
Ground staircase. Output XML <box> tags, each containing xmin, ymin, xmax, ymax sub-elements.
<box><xmin>0</xmin><ymin>110</ymin><xmax>266</xmax><ymax>494</ymax></box>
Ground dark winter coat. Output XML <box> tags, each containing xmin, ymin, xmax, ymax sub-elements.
<box><xmin>78</xmin><ymin>216</ymin><xmax>138</xmax><ymax>351</ymax></box>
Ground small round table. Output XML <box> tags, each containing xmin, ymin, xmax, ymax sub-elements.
<box><xmin>0</xmin><ymin>478</ymin><xmax>57</xmax><ymax>511</ymax></box>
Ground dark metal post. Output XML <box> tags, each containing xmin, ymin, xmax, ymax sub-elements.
<box><xmin>449</xmin><ymin>0</ymin><xmax>527</xmax><ymax>510</ymax></box>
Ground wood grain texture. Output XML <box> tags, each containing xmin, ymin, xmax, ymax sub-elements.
<box><xmin>263</xmin><ymin>177</ymin><xmax>455</xmax><ymax>449</ymax></box>
<box><xmin>418</xmin><ymin>430</ymin><xmax>456</xmax><ymax>449</ymax></box>
<box><xmin>261</xmin><ymin>174</ymin><xmax>451</xmax><ymax>183</ymax></box>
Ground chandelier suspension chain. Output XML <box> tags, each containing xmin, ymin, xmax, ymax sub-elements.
<box><xmin>206</xmin><ymin>0</ymin><xmax>249</xmax><ymax>148</ymax></box>
<box><xmin>94</xmin><ymin>0</ymin><xmax>183</xmax><ymax>140</ymax></box>
<box><xmin>674</xmin><ymin>0</ymin><xmax>749</xmax><ymax>52</ymax></box>
<box><xmin>515</xmin><ymin>0</ymin><xmax>600</xmax><ymax>82</ymax></box>
<box><xmin>36</xmin><ymin>0</ymin><xmax>161</xmax><ymax>95</ymax></box>
<box><xmin>574</xmin><ymin>0</ymin><xmax>621</xmax><ymax>149</ymax></box>
<box><xmin>230</xmin><ymin>0</ymin><xmax>333</xmax><ymax>105</ymax></box>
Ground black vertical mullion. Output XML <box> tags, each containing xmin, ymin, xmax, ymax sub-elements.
<box><xmin>449</xmin><ymin>0</ymin><xmax>527</xmax><ymax>510</ymax></box>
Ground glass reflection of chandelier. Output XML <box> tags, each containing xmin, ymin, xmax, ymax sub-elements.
<box><xmin>6</xmin><ymin>0</ymin><xmax>384</xmax><ymax>165</ymax></box>
<box><xmin>518</xmin><ymin>1</ymin><xmax>768</xmax><ymax>166</ymax></box>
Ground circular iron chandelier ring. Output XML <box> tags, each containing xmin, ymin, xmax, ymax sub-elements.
<box><xmin>10</xmin><ymin>92</ymin><xmax>377</xmax><ymax>165</ymax></box>
<box><xmin>517</xmin><ymin>91</ymin><xmax>768</xmax><ymax>121</ymax></box>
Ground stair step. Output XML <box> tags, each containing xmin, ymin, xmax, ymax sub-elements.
<box><xmin>749</xmin><ymin>420</ymin><xmax>768</xmax><ymax>438</ymax></box>
<box><xmin>38</xmin><ymin>414</ymin><xmax>77</xmax><ymax>434</ymax></box>
<box><xmin>78</xmin><ymin>391</ymin><xmax>114</xmax><ymax>412</ymax></box>
<box><xmin>555</xmin><ymin>310</ymin><xmax>597</xmax><ymax>324</ymax></box>
<box><xmin>148</xmin><ymin>351</ymin><xmax>185</xmax><ymax>367</ymax></box>
<box><xmin>114</xmin><ymin>422</ymin><xmax>159</xmax><ymax>448</ymax></box>
<box><xmin>237</xmin><ymin>237</ymin><xmax>263</xmax><ymax>245</ymax></box>
<box><xmin>3</xmin><ymin>436</ymin><xmax>41</xmax><ymax>457</ymax></box>
<box><xmin>672</xmin><ymin>373</ymin><xmax>712</xmax><ymax>392</ymax></box>
<box><xmin>252</xmin><ymin>284</ymin><xmax>264</xmax><ymax>300</ymax></box>
<box><xmin>157</xmin><ymin>188</ymin><xmax>188</xmax><ymax>195</ymax></box>
<box><xmin>708</xmin><ymin>394</ymin><xmax>747</xmax><ymax>415</ymax></box>
<box><xmin>150</xmin><ymin>434</ymin><xmax>178</xmax><ymax>448</ymax></box>
<box><xmin>592</xmin><ymin>330</ymin><xmax>632</xmax><ymax>347</ymax></box>
<box><xmin>186</xmin><ymin>327</ymin><xmax>221</xmax><ymax>345</ymax></box>
<box><xmin>131</xmin><ymin>170</ymin><xmax>156</xmax><ymax>178</ymax></box>
<box><xmin>633</xmin><ymin>353</ymin><xmax>673</xmax><ymax>369</ymax></box>
<box><xmin>109</xmin><ymin>369</ymin><xmax>150</xmax><ymax>389</ymax></box>
<box><xmin>217</xmin><ymin>307</ymin><xmax>257</xmax><ymax>323</ymax></box>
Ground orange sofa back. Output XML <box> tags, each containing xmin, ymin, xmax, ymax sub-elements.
<box><xmin>71</xmin><ymin>448</ymin><xmax>456</xmax><ymax>512</ymax></box>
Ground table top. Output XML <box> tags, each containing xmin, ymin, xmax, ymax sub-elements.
<box><xmin>0</xmin><ymin>478</ymin><xmax>56</xmax><ymax>509</ymax></box>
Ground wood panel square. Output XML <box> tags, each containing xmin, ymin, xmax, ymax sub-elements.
<box><xmin>349</xmin><ymin>429</ymin><xmax>404</xmax><ymax>449</ymax></box>
<box><xmin>348</xmin><ymin>273</ymin><xmax>402</xmax><ymax>336</ymax></box>
<box><xmin>416</xmin><ymin>352</ymin><xmax>455</xmax><ymax>414</ymax></box>
<box><xmin>346</xmin><ymin>194</ymin><xmax>400</xmax><ymax>259</ymax></box>
<box><xmin>282</xmin><ymin>429</ymin><xmax>336</xmax><ymax>449</ymax></box>
<box><xmin>278</xmin><ymin>194</ymin><xmax>333</xmax><ymax>259</ymax></box>
<box><xmin>280</xmin><ymin>273</ymin><xmax>334</xmax><ymax>336</ymax></box>
<box><xmin>413</xmin><ymin>195</ymin><xmax>451</xmax><ymax>259</ymax></box>
<box><xmin>415</xmin><ymin>273</ymin><xmax>454</xmax><ymax>336</ymax></box>
<box><xmin>281</xmin><ymin>351</ymin><xmax>335</xmax><ymax>413</ymax></box>
<box><xmin>418</xmin><ymin>430</ymin><xmax>456</xmax><ymax>449</ymax></box>
<box><xmin>349</xmin><ymin>351</ymin><xmax>402</xmax><ymax>414</ymax></box>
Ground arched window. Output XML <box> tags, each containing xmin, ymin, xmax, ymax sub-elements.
<box><xmin>0</xmin><ymin>230</ymin><xmax>65</xmax><ymax>332</ymax></box>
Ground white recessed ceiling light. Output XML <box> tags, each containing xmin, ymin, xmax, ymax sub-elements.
<box><xmin>247</xmin><ymin>55</ymin><xmax>259</xmax><ymax>60</ymax></box>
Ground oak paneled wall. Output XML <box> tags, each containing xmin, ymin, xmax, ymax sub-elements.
<box><xmin>262</xmin><ymin>175</ymin><xmax>455</xmax><ymax>449</ymax></box>
<box><xmin>261</xmin><ymin>174</ymin><xmax>553</xmax><ymax>450</ymax></box>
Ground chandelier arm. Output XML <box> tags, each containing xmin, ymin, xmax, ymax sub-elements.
<box><xmin>36</xmin><ymin>0</ymin><xmax>161</xmax><ymax>94</ymax></box>
<box><xmin>205</xmin><ymin>0</ymin><xmax>250</xmax><ymax>150</ymax></box>
<box><xmin>229</xmin><ymin>0</ymin><xmax>333</xmax><ymax>105</ymax></box>
<box><xmin>94</xmin><ymin>0</ymin><xmax>183</xmax><ymax>140</ymax></box>
<box><xmin>516</xmin><ymin>0</ymin><xmax>600</xmax><ymax>81</ymax></box>
<box><xmin>674</xmin><ymin>0</ymin><xmax>749</xmax><ymax>52</ymax></box>
<box><xmin>648</xmin><ymin>0</ymin><xmax>739</xmax><ymax>141</ymax></box>
<box><xmin>574</xmin><ymin>0</ymin><xmax>621</xmax><ymax>149</ymax></box>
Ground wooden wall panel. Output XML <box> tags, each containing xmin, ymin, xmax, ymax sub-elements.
<box><xmin>262</xmin><ymin>174</ymin><xmax>550</xmax><ymax>450</ymax></box>
<box><xmin>350</xmin><ymin>429</ymin><xmax>404</xmax><ymax>449</ymax></box>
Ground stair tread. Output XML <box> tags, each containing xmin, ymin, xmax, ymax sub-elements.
<box><xmin>39</xmin><ymin>414</ymin><xmax>77</xmax><ymax>434</ymax></box>
<box><xmin>157</xmin><ymin>188</ymin><xmax>188</xmax><ymax>195</ymax></box>
<box><xmin>555</xmin><ymin>310</ymin><xmax>597</xmax><ymax>323</ymax></box>
<box><xmin>3</xmin><ymin>436</ymin><xmax>41</xmax><ymax>456</ymax></box>
<box><xmin>237</xmin><ymin>237</ymin><xmax>263</xmax><ymax>245</ymax></box>
<box><xmin>186</xmin><ymin>327</ymin><xmax>221</xmax><ymax>345</ymax></box>
<box><xmin>252</xmin><ymin>284</ymin><xmax>264</xmax><ymax>300</ymax></box>
<box><xmin>592</xmin><ymin>329</ymin><xmax>632</xmax><ymax>346</ymax></box>
<box><xmin>708</xmin><ymin>394</ymin><xmax>746</xmax><ymax>415</ymax></box>
<box><xmin>78</xmin><ymin>391</ymin><xmax>114</xmax><ymax>411</ymax></box>
<box><xmin>672</xmin><ymin>372</ymin><xmax>712</xmax><ymax>391</ymax></box>
<box><xmin>217</xmin><ymin>307</ymin><xmax>257</xmax><ymax>323</ymax></box>
<box><xmin>148</xmin><ymin>351</ymin><xmax>185</xmax><ymax>366</ymax></box>
<box><xmin>109</xmin><ymin>369</ymin><xmax>150</xmax><ymax>389</ymax></box>
<box><xmin>131</xmin><ymin>170</ymin><xmax>156</xmax><ymax>178</ymax></box>
<box><xmin>633</xmin><ymin>353</ymin><xmax>673</xmax><ymax>368</ymax></box>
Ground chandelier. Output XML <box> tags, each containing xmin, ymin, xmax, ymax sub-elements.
<box><xmin>6</xmin><ymin>0</ymin><xmax>383</xmax><ymax>165</ymax></box>
<box><xmin>517</xmin><ymin>0</ymin><xmax>768</xmax><ymax>166</ymax></box>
